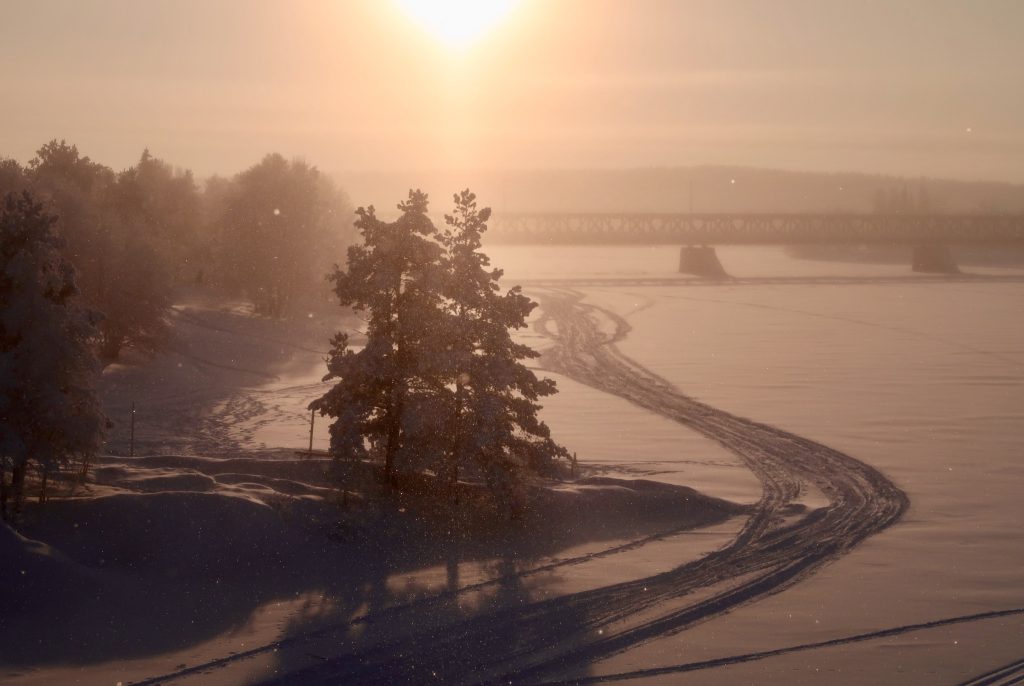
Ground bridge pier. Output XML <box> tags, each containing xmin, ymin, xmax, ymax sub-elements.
<box><xmin>911</xmin><ymin>244</ymin><xmax>959</xmax><ymax>274</ymax></box>
<box><xmin>679</xmin><ymin>246</ymin><xmax>728</xmax><ymax>278</ymax></box>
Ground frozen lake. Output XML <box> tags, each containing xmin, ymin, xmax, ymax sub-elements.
<box><xmin>490</xmin><ymin>244</ymin><xmax>1024</xmax><ymax>684</ymax></box>
<box><xmin>43</xmin><ymin>244</ymin><xmax>1021</xmax><ymax>686</ymax></box>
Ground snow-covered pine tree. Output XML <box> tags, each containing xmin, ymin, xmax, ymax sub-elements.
<box><xmin>311</xmin><ymin>190</ymin><xmax>446</xmax><ymax>485</ymax></box>
<box><xmin>439</xmin><ymin>189</ymin><xmax>569</xmax><ymax>507</ymax></box>
<box><xmin>0</xmin><ymin>192</ymin><xmax>106</xmax><ymax>521</ymax></box>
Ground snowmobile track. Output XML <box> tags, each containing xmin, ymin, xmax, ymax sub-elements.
<box><xmin>266</xmin><ymin>287</ymin><xmax>909</xmax><ymax>685</ymax></box>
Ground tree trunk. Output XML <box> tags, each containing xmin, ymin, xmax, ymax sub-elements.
<box><xmin>383</xmin><ymin>384</ymin><xmax>404</xmax><ymax>486</ymax></box>
<box><xmin>0</xmin><ymin>459</ymin><xmax>8</xmax><ymax>522</ymax></box>
<box><xmin>449</xmin><ymin>304</ymin><xmax>468</xmax><ymax>506</ymax></box>
<box><xmin>100</xmin><ymin>331</ymin><xmax>124</xmax><ymax>363</ymax></box>
<box><xmin>450</xmin><ymin>455</ymin><xmax>459</xmax><ymax>506</ymax></box>
<box><xmin>11</xmin><ymin>462</ymin><xmax>27</xmax><ymax>520</ymax></box>
<box><xmin>384</xmin><ymin>276</ymin><xmax>407</xmax><ymax>488</ymax></box>
<box><xmin>38</xmin><ymin>467</ymin><xmax>49</xmax><ymax>504</ymax></box>
<box><xmin>448</xmin><ymin>382</ymin><xmax>464</xmax><ymax>506</ymax></box>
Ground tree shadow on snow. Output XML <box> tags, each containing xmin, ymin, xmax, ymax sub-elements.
<box><xmin>0</xmin><ymin>468</ymin><xmax>739</xmax><ymax>685</ymax></box>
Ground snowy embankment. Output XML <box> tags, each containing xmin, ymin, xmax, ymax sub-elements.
<box><xmin>2</xmin><ymin>457</ymin><xmax>743</xmax><ymax>685</ymax></box>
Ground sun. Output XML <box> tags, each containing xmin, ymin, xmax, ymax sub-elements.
<box><xmin>394</xmin><ymin>0</ymin><xmax>519</xmax><ymax>48</ymax></box>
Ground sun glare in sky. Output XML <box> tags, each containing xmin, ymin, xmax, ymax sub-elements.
<box><xmin>394</xmin><ymin>0</ymin><xmax>519</xmax><ymax>48</ymax></box>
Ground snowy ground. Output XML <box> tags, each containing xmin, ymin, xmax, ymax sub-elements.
<box><xmin>494</xmin><ymin>244</ymin><xmax>1024</xmax><ymax>684</ymax></box>
<box><xmin>2</xmin><ymin>246</ymin><xmax>1023</xmax><ymax>685</ymax></box>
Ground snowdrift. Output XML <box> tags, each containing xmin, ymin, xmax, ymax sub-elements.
<box><xmin>529</xmin><ymin>476</ymin><xmax>744</xmax><ymax>539</ymax></box>
<box><xmin>0</xmin><ymin>522</ymin><xmax>98</xmax><ymax>613</ymax></box>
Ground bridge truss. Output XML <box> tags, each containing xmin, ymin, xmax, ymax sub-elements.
<box><xmin>484</xmin><ymin>213</ymin><xmax>1024</xmax><ymax>245</ymax></box>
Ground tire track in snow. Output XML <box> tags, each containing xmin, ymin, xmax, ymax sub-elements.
<box><xmin>536</xmin><ymin>607</ymin><xmax>1024</xmax><ymax>684</ymax></box>
<box><xmin>267</xmin><ymin>287</ymin><xmax>908</xmax><ymax>685</ymax></box>
<box><xmin>960</xmin><ymin>655</ymin><xmax>1024</xmax><ymax>686</ymax></box>
<box><xmin>128</xmin><ymin>523</ymin><xmax>726</xmax><ymax>686</ymax></box>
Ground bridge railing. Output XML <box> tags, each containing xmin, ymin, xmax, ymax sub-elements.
<box><xmin>480</xmin><ymin>213</ymin><xmax>1024</xmax><ymax>245</ymax></box>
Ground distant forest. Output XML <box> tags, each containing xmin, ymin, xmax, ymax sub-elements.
<box><xmin>340</xmin><ymin>167</ymin><xmax>1024</xmax><ymax>215</ymax></box>
<box><xmin>1</xmin><ymin>141</ymin><xmax>355</xmax><ymax>362</ymax></box>
<box><xmin>4</xmin><ymin>141</ymin><xmax>1022</xmax><ymax>364</ymax></box>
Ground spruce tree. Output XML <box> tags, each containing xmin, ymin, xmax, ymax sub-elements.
<box><xmin>311</xmin><ymin>190</ymin><xmax>444</xmax><ymax>484</ymax></box>
<box><xmin>438</xmin><ymin>190</ymin><xmax>568</xmax><ymax>505</ymax></box>
<box><xmin>313</xmin><ymin>188</ymin><xmax>567</xmax><ymax>509</ymax></box>
<box><xmin>0</xmin><ymin>192</ymin><xmax>106</xmax><ymax>521</ymax></box>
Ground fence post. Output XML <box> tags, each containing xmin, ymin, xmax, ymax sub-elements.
<box><xmin>308</xmin><ymin>409</ymin><xmax>315</xmax><ymax>456</ymax></box>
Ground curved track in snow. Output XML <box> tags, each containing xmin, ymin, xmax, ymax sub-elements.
<box><xmin>267</xmin><ymin>287</ymin><xmax>908</xmax><ymax>685</ymax></box>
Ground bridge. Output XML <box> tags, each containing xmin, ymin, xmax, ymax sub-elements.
<box><xmin>484</xmin><ymin>212</ymin><xmax>1024</xmax><ymax>276</ymax></box>
<box><xmin>485</xmin><ymin>212</ymin><xmax>1024</xmax><ymax>245</ymax></box>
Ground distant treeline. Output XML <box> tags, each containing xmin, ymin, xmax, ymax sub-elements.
<box><xmin>0</xmin><ymin>141</ymin><xmax>355</xmax><ymax>362</ymax></box>
<box><xmin>341</xmin><ymin>167</ymin><xmax>1024</xmax><ymax>215</ymax></box>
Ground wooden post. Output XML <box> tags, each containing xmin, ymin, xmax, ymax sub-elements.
<box><xmin>38</xmin><ymin>467</ymin><xmax>48</xmax><ymax>504</ymax></box>
<box><xmin>308</xmin><ymin>409</ymin><xmax>315</xmax><ymax>456</ymax></box>
<box><xmin>130</xmin><ymin>401</ymin><xmax>136</xmax><ymax>457</ymax></box>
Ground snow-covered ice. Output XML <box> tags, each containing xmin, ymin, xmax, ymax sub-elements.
<box><xmin>3</xmin><ymin>245</ymin><xmax>1023</xmax><ymax>685</ymax></box>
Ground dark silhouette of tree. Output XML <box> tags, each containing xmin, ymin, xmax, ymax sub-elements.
<box><xmin>93</xmin><ymin>233</ymin><xmax>172</xmax><ymax>362</ymax></box>
<box><xmin>438</xmin><ymin>190</ymin><xmax>568</xmax><ymax>506</ymax></box>
<box><xmin>311</xmin><ymin>190</ymin><xmax>444</xmax><ymax>483</ymax></box>
<box><xmin>0</xmin><ymin>192</ymin><xmax>105</xmax><ymax>521</ymax></box>
<box><xmin>27</xmin><ymin>140</ymin><xmax>115</xmax><ymax>304</ymax></box>
<box><xmin>312</xmin><ymin>189</ymin><xmax>567</xmax><ymax>508</ymax></box>
<box><xmin>11</xmin><ymin>141</ymin><xmax>357</xmax><ymax>361</ymax></box>
<box><xmin>0</xmin><ymin>158</ymin><xmax>26</xmax><ymax>197</ymax></box>
<box><xmin>91</xmin><ymin>149</ymin><xmax>205</xmax><ymax>361</ymax></box>
<box><xmin>112</xmin><ymin>149</ymin><xmax>202</xmax><ymax>282</ymax></box>
<box><xmin>196</xmin><ymin>174</ymin><xmax>235</xmax><ymax>283</ymax></box>
<box><xmin>26</xmin><ymin>145</ymin><xmax>202</xmax><ymax>362</ymax></box>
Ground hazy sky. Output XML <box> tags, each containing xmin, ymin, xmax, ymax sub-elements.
<box><xmin>2</xmin><ymin>0</ymin><xmax>1023</xmax><ymax>182</ymax></box>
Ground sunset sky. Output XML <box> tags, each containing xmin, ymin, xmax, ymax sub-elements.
<box><xmin>2</xmin><ymin>0</ymin><xmax>1022</xmax><ymax>182</ymax></box>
